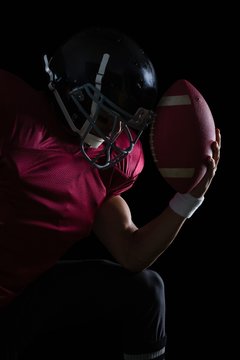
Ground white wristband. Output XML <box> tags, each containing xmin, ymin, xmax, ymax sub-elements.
<box><xmin>169</xmin><ymin>192</ymin><xmax>204</xmax><ymax>218</ymax></box>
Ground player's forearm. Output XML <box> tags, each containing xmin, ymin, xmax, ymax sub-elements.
<box><xmin>125</xmin><ymin>207</ymin><xmax>187</xmax><ymax>272</ymax></box>
<box><xmin>93</xmin><ymin>194</ymin><xmax>202</xmax><ymax>273</ymax></box>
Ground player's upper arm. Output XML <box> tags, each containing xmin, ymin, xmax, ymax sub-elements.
<box><xmin>93</xmin><ymin>195</ymin><xmax>138</xmax><ymax>270</ymax></box>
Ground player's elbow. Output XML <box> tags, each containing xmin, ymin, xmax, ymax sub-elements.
<box><xmin>119</xmin><ymin>255</ymin><xmax>150</xmax><ymax>273</ymax></box>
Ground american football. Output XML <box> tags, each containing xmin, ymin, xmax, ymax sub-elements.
<box><xmin>149</xmin><ymin>79</ymin><xmax>216</xmax><ymax>193</ymax></box>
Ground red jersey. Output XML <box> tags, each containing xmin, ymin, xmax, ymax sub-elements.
<box><xmin>0</xmin><ymin>69</ymin><xmax>144</xmax><ymax>308</ymax></box>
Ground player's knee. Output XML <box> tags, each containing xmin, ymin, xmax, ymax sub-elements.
<box><xmin>143</xmin><ymin>270</ymin><xmax>165</xmax><ymax>307</ymax></box>
<box><xmin>130</xmin><ymin>269</ymin><xmax>165</xmax><ymax>307</ymax></box>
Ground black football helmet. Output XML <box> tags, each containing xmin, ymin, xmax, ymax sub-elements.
<box><xmin>44</xmin><ymin>27</ymin><xmax>158</xmax><ymax>169</ymax></box>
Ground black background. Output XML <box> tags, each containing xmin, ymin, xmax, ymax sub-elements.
<box><xmin>0</xmin><ymin>4</ymin><xmax>234</xmax><ymax>359</ymax></box>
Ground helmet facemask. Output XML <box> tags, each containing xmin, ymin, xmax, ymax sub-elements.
<box><xmin>69</xmin><ymin>83</ymin><xmax>155</xmax><ymax>168</ymax></box>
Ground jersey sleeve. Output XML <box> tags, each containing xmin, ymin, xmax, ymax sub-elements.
<box><xmin>0</xmin><ymin>69</ymin><xmax>47</xmax><ymax>155</ymax></box>
<box><xmin>0</xmin><ymin>69</ymin><xmax>16</xmax><ymax>155</ymax></box>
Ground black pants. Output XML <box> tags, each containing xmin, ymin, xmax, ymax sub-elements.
<box><xmin>1</xmin><ymin>259</ymin><xmax>166</xmax><ymax>359</ymax></box>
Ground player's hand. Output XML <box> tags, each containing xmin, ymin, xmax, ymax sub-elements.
<box><xmin>190</xmin><ymin>128</ymin><xmax>221</xmax><ymax>198</ymax></box>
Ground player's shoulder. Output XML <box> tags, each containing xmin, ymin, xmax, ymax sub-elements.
<box><xmin>0</xmin><ymin>69</ymin><xmax>53</xmax><ymax>148</ymax></box>
<box><xmin>0</xmin><ymin>68</ymin><xmax>29</xmax><ymax>88</ymax></box>
<box><xmin>0</xmin><ymin>68</ymin><xmax>38</xmax><ymax>105</ymax></box>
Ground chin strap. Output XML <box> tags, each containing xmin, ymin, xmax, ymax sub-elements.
<box><xmin>90</xmin><ymin>53</ymin><xmax>110</xmax><ymax>118</ymax></box>
<box><xmin>44</xmin><ymin>54</ymin><xmax>109</xmax><ymax>149</ymax></box>
<box><xmin>44</xmin><ymin>55</ymin><xmax>82</xmax><ymax>135</ymax></box>
<box><xmin>81</xmin><ymin>52</ymin><xmax>110</xmax><ymax>148</ymax></box>
<box><xmin>79</xmin><ymin>120</ymin><xmax>104</xmax><ymax>148</ymax></box>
